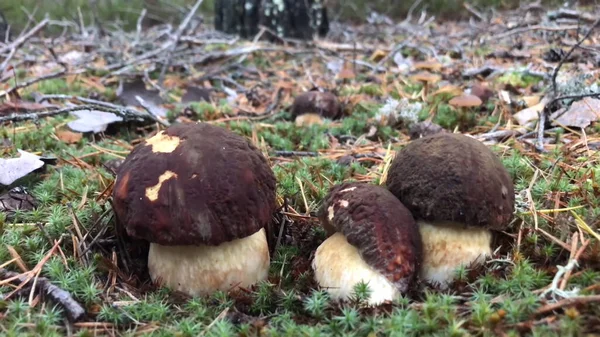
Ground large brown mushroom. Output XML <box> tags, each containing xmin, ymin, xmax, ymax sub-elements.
<box><xmin>291</xmin><ymin>90</ymin><xmax>342</xmax><ymax>127</ymax></box>
<box><xmin>111</xmin><ymin>122</ymin><xmax>277</xmax><ymax>296</ymax></box>
<box><xmin>312</xmin><ymin>182</ymin><xmax>422</xmax><ymax>305</ymax></box>
<box><xmin>385</xmin><ymin>133</ymin><xmax>515</xmax><ymax>288</ymax></box>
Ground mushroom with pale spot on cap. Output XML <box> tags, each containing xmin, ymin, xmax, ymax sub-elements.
<box><xmin>291</xmin><ymin>90</ymin><xmax>342</xmax><ymax>127</ymax></box>
<box><xmin>385</xmin><ymin>132</ymin><xmax>515</xmax><ymax>288</ymax></box>
<box><xmin>312</xmin><ymin>182</ymin><xmax>422</xmax><ymax>305</ymax></box>
<box><xmin>111</xmin><ymin>122</ymin><xmax>277</xmax><ymax>296</ymax></box>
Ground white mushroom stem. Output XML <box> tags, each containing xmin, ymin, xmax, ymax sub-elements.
<box><xmin>312</xmin><ymin>232</ymin><xmax>399</xmax><ymax>306</ymax></box>
<box><xmin>418</xmin><ymin>220</ymin><xmax>492</xmax><ymax>288</ymax></box>
<box><xmin>147</xmin><ymin>228</ymin><xmax>270</xmax><ymax>297</ymax></box>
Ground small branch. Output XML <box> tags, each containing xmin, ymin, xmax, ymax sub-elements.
<box><xmin>0</xmin><ymin>17</ymin><xmax>49</xmax><ymax>55</ymax></box>
<box><xmin>537</xmin><ymin>18</ymin><xmax>600</xmax><ymax>152</ymax></box>
<box><xmin>0</xmin><ymin>105</ymin><xmax>96</xmax><ymax>123</ymax></box>
<box><xmin>0</xmin><ymin>268</ymin><xmax>86</xmax><ymax>322</ymax></box>
<box><xmin>157</xmin><ymin>0</ymin><xmax>205</xmax><ymax>87</ymax></box>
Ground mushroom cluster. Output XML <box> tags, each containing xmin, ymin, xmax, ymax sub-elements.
<box><xmin>112</xmin><ymin>122</ymin><xmax>277</xmax><ymax>296</ymax></box>
<box><xmin>312</xmin><ymin>182</ymin><xmax>422</xmax><ymax>305</ymax></box>
<box><xmin>385</xmin><ymin>132</ymin><xmax>515</xmax><ymax>288</ymax></box>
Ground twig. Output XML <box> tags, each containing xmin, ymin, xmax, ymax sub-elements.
<box><xmin>537</xmin><ymin>18</ymin><xmax>600</xmax><ymax>152</ymax></box>
<box><xmin>0</xmin><ymin>268</ymin><xmax>86</xmax><ymax>322</ymax></box>
<box><xmin>157</xmin><ymin>0</ymin><xmax>205</xmax><ymax>87</ymax></box>
<box><xmin>0</xmin><ymin>105</ymin><xmax>94</xmax><ymax>123</ymax></box>
<box><xmin>0</xmin><ymin>17</ymin><xmax>49</xmax><ymax>55</ymax></box>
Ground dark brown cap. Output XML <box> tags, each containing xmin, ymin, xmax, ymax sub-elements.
<box><xmin>317</xmin><ymin>182</ymin><xmax>422</xmax><ymax>293</ymax></box>
<box><xmin>385</xmin><ymin>133</ymin><xmax>515</xmax><ymax>231</ymax></box>
<box><xmin>112</xmin><ymin>122</ymin><xmax>277</xmax><ymax>246</ymax></box>
<box><xmin>290</xmin><ymin>90</ymin><xmax>342</xmax><ymax>120</ymax></box>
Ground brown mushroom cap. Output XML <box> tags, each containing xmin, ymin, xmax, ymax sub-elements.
<box><xmin>290</xmin><ymin>90</ymin><xmax>342</xmax><ymax>120</ymax></box>
<box><xmin>317</xmin><ymin>182</ymin><xmax>422</xmax><ymax>293</ymax></box>
<box><xmin>112</xmin><ymin>122</ymin><xmax>277</xmax><ymax>246</ymax></box>
<box><xmin>385</xmin><ymin>133</ymin><xmax>515</xmax><ymax>231</ymax></box>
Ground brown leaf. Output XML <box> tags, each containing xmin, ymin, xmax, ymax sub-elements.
<box><xmin>337</xmin><ymin>67</ymin><xmax>355</xmax><ymax>80</ymax></box>
<box><xmin>449</xmin><ymin>94</ymin><xmax>483</xmax><ymax>108</ymax></box>
<box><xmin>551</xmin><ymin>97</ymin><xmax>600</xmax><ymax>128</ymax></box>
<box><xmin>432</xmin><ymin>84</ymin><xmax>462</xmax><ymax>97</ymax></box>
<box><xmin>513</xmin><ymin>98</ymin><xmax>548</xmax><ymax>125</ymax></box>
<box><xmin>370</xmin><ymin>50</ymin><xmax>387</xmax><ymax>62</ymax></box>
<box><xmin>413</xmin><ymin>61</ymin><xmax>443</xmax><ymax>72</ymax></box>
<box><xmin>56</xmin><ymin>130</ymin><xmax>83</xmax><ymax>144</ymax></box>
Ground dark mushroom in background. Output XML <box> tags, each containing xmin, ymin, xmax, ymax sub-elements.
<box><xmin>291</xmin><ymin>90</ymin><xmax>342</xmax><ymax>127</ymax></box>
<box><xmin>111</xmin><ymin>122</ymin><xmax>277</xmax><ymax>296</ymax></box>
<box><xmin>312</xmin><ymin>182</ymin><xmax>422</xmax><ymax>305</ymax></box>
<box><xmin>385</xmin><ymin>133</ymin><xmax>515</xmax><ymax>288</ymax></box>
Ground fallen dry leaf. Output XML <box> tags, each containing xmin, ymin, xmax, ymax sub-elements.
<box><xmin>551</xmin><ymin>97</ymin><xmax>600</xmax><ymax>129</ymax></box>
<box><xmin>513</xmin><ymin>98</ymin><xmax>548</xmax><ymax>125</ymax></box>
<box><xmin>56</xmin><ymin>130</ymin><xmax>83</xmax><ymax>144</ymax></box>
<box><xmin>370</xmin><ymin>49</ymin><xmax>387</xmax><ymax>62</ymax></box>
<box><xmin>413</xmin><ymin>61</ymin><xmax>443</xmax><ymax>72</ymax></box>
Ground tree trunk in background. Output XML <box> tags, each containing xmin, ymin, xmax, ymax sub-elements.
<box><xmin>214</xmin><ymin>0</ymin><xmax>329</xmax><ymax>40</ymax></box>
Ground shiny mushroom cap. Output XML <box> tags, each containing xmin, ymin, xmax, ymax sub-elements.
<box><xmin>291</xmin><ymin>90</ymin><xmax>342</xmax><ymax>121</ymax></box>
<box><xmin>112</xmin><ymin>122</ymin><xmax>278</xmax><ymax>246</ymax></box>
<box><xmin>385</xmin><ymin>132</ymin><xmax>515</xmax><ymax>231</ymax></box>
<box><xmin>316</xmin><ymin>182</ymin><xmax>422</xmax><ymax>295</ymax></box>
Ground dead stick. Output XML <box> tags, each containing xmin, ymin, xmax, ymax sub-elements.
<box><xmin>157</xmin><ymin>0</ymin><xmax>205</xmax><ymax>87</ymax></box>
<box><xmin>0</xmin><ymin>268</ymin><xmax>86</xmax><ymax>322</ymax></box>
<box><xmin>0</xmin><ymin>17</ymin><xmax>49</xmax><ymax>54</ymax></box>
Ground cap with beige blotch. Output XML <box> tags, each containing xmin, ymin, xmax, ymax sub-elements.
<box><xmin>112</xmin><ymin>122</ymin><xmax>277</xmax><ymax>297</ymax></box>
<box><xmin>312</xmin><ymin>182</ymin><xmax>422</xmax><ymax>306</ymax></box>
<box><xmin>385</xmin><ymin>132</ymin><xmax>515</xmax><ymax>288</ymax></box>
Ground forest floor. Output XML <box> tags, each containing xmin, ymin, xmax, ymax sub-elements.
<box><xmin>1</xmin><ymin>3</ymin><xmax>600</xmax><ymax>337</ymax></box>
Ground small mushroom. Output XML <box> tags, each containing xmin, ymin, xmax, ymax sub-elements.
<box><xmin>312</xmin><ymin>182</ymin><xmax>422</xmax><ymax>305</ymax></box>
<box><xmin>448</xmin><ymin>94</ymin><xmax>483</xmax><ymax>108</ymax></box>
<box><xmin>291</xmin><ymin>90</ymin><xmax>342</xmax><ymax>127</ymax></box>
<box><xmin>409</xmin><ymin>72</ymin><xmax>441</xmax><ymax>96</ymax></box>
<box><xmin>385</xmin><ymin>133</ymin><xmax>515</xmax><ymax>288</ymax></box>
<box><xmin>112</xmin><ymin>122</ymin><xmax>277</xmax><ymax>296</ymax></box>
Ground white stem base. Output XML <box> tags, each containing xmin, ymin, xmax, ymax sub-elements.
<box><xmin>312</xmin><ymin>232</ymin><xmax>399</xmax><ymax>306</ymax></box>
<box><xmin>418</xmin><ymin>221</ymin><xmax>492</xmax><ymax>288</ymax></box>
<box><xmin>148</xmin><ymin>228</ymin><xmax>270</xmax><ymax>297</ymax></box>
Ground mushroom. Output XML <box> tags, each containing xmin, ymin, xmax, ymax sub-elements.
<box><xmin>312</xmin><ymin>182</ymin><xmax>422</xmax><ymax>305</ymax></box>
<box><xmin>409</xmin><ymin>72</ymin><xmax>441</xmax><ymax>97</ymax></box>
<box><xmin>291</xmin><ymin>90</ymin><xmax>342</xmax><ymax>127</ymax></box>
<box><xmin>111</xmin><ymin>122</ymin><xmax>277</xmax><ymax>296</ymax></box>
<box><xmin>448</xmin><ymin>94</ymin><xmax>483</xmax><ymax>108</ymax></box>
<box><xmin>385</xmin><ymin>133</ymin><xmax>515</xmax><ymax>288</ymax></box>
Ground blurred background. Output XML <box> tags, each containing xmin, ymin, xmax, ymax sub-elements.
<box><xmin>1</xmin><ymin>0</ymin><xmax>598</xmax><ymax>34</ymax></box>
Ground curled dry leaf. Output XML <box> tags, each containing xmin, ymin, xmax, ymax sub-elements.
<box><xmin>449</xmin><ymin>94</ymin><xmax>483</xmax><ymax>108</ymax></box>
<box><xmin>413</xmin><ymin>60</ymin><xmax>443</xmax><ymax>72</ymax></box>
<box><xmin>551</xmin><ymin>97</ymin><xmax>600</xmax><ymax>129</ymax></box>
<box><xmin>513</xmin><ymin>98</ymin><xmax>548</xmax><ymax>125</ymax></box>
<box><xmin>56</xmin><ymin>129</ymin><xmax>83</xmax><ymax>144</ymax></box>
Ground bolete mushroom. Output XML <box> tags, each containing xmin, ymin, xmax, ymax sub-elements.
<box><xmin>385</xmin><ymin>133</ymin><xmax>515</xmax><ymax>288</ymax></box>
<box><xmin>111</xmin><ymin>122</ymin><xmax>277</xmax><ymax>296</ymax></box>
<box><xmin>291</xmin><ymin>90</ymin><xmax>342</xmax><ymax>127</ymax></box>
<box><xmin>312</xmin><ymin>182</ymin><xmax>422</xmax><ymax>305</ymax></box>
